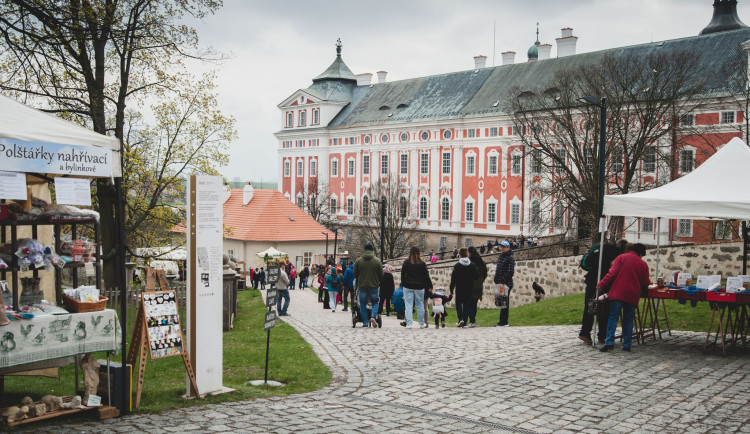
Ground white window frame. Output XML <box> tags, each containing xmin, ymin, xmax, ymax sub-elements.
<box><xmin>442</xmin><ymin>129</ymin><xmax>452</xmax><ymax>140</ymax></box>
<box><xmin>442</xmin><ymin>152</ymin><xmax>451</xmax><ymax>175</ymax></box>
<box><xmin>297</xmin><ymin>160</ymin><xmax>303</xmax><ymax>177</ymax></box>
<box><xmin>296</xmin><ymin>195</ymin><xmax>304</xmax><ymax>209</ymax></box>
<box><xmin>331</xmin><ymin>158</ymin><xmax>339</xmax><ymax>177</ymax></box>
<box><xmin>347</xmin><ymin>158</ymin><xmax>355</xmax><ymax>177</ymax></box>
<box><xmin>362</xmin><ymin>196</ymin><xmax>370</xmax><ymax>216</ymax></box>
<box><xmin>283</xmin><ymin>160</ymin><xmax>290</xmax><ymax>177</ymax></box>
<box><xmin>400</xmin><ymin>153</ymin><xmax>409</xmax><ymax>175</ymax></box>
<box><xmin>441</xmin><ymin>197</ymin><xmax>450</xmax><ymax>221</ymax></box>
<box><xmin>643</xmin><ymin>146</ymin><xmax>656</xmax><ymax>173</ymax></box>
<box><xmin>465</xmin><ymin>199</ymin><xmax>475</xmax><ymax>222</ymax></box>
<box><xmin>487</xmin><ymin>201</ymin><xmax>497</xmax><ymax>223</ymax></box>
<box><xmin>511</xmin><ymin>153</ymin><xmax>522</xmax><ymax>176</ymax></box>
<box><xmin>467</xmin><ymin>128</ymin><xmax>476</xmax><ymax>138</ymax></box>
<box><xmin>679</xmin><ymin>147</ymin><xmax>695</xmax><ymax>174</ymax></box>
<box><xmin>399</xmin><ymin>196</ymin><xmax>408</xmax><ymax>218</ymax></box>
<box><xmin>363</xmin><ymin>154</ymin><xmax>370</xmax><ymax>175</ymax></box>
<box><xmin>419</xmin><ymin>196</ymin><xmax>428</xmax><ymax>219</ymax></box>
<box><xmin>299</xmin><ymin>110</ymin><xmax>306</xmax><ymax>126</ymax></box>
<box><xmin>530</xmin><ymin>200</ymin><xmax>541</xmax><ymax>226</ymax></box>
<box><xmin>310</xmin><ymin>160</ymin><xmax>317</xmax><ymax>177</ymax></box>
<box><xmin>303</xmin><ymin>251</ymin><xmax>313</xmax><ymax>266</ymax></box>
<box><xmin>346</xmin><ymin>197</ymin><xmax>354</xmax><ymax>215</ymax></box>
<box><xmin>555</xmin><ymin>148</ymin><xmax>566</xmax><ymax>171</ymax></box>
<box><xmin>465</xmin><ymin>153</ymin><xmax>476</xmax><ymax>176</ymax></box>
<box><xmin>554</xmin><ymin>201</ymin><xmax>564</xmax><ymax>229</ymax></box>
<box><xmin>715</xmin><ymin>220</ymin><xmax>732</xmax><ymax>240</ymax></box>
<box><xmin>488</xmin><ymin>152</ymin><xmax>498</xmax><ymax>176</ymax></box>
<box><xmin>312</xmin><ymin>109</ymin><xmax>319</xmax><ymax>125</ymax></box>
<box><xmin>531</xmin><ymin>148</ymin><xmax>542</xmax><ymax>174</ymax></box>
<box><xmin>420</xmin><ymin>153</ymin><xmax>429</xmax><ymax>175</ymax></box>
<box><xmin>511</xmin><ymin>203</ymin><xmax>521</xmax><ymax>224</ymax></box>
<box><xmin>381</xmin><ymin>154</ymin><xmax>388</xmax><ymax>175</ymax></box>
<box><xmin>642</xmin><ymin>217</ymin><xmax>654</xmax><ymax>233</ymax></box>
<box><xmin>286</xmin><ymin>112</ymin><xmax>293</xmax><ymax>128</ymax></box>
<box><xmin>677</xmin><ymin>219</ymin><xmax>692</xmax><ymax>237</ymax></box>
<box><xmin>680</xmin><ymin>113</ymin><xmax>694</xmax><ymax>126</ymax></box>
<box><xmin>721</xmin><ymin>111</ymin><xmax>736</xmax><ymax>124</ymax></box>
<box><xmin>489</xmin><ymin>127</ymin><xmax>498</xmax><ymax>137</ymax></box>
<box><xmin>330</xmin><ymin>196</ymin><xmax>338</xmax><ymax>213</ymax></box>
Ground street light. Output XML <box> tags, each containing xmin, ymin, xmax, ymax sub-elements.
<box><xmin>369</xmin><ymin>197</ymin><xmax>387</xmax><ymax>263</ymax></box>
<box><xmin>579</xmin><ymin>95</ymin><xmax>607</xmax><ymax>347</ymax></box>
<box><xmin>332</xmin><ymin>228</ymin><xmax>339</xmax><ymax>265</ymax></box>
<box><xmin>322</xmin><ymin>231</ymin><xmax>329</xmax><ymax>264</ymax></box>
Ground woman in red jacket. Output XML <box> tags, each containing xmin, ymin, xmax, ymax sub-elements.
<box><xmin>597</xmin><ymin>243</ymin><xmax>650</xmax><ymax>352</ymax></box>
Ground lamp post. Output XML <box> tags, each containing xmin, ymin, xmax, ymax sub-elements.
<box><xmin>369</xmin><ymin>197</ymin><xmax>387</xmax><ymax>263</ymax></box>
<box><xmin>322</xmin><ymin>231</ymin><xmax>329</xmax><ymax>264</ymax></box>
<box><xmin>332</xmin><ymin>228</ymin><xmax>338</xmax><ymax>265</ymax></box>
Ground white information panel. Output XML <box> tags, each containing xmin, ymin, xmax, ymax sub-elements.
<box><xmin>54</xmin><ymin>177</ymin><xmax>92</xmax><ymax>205</ymax></box>
<box><xmin>186</xmin><ymin>175</ymin><xmax>224</xmax><ymax>394</ymax></box>
<box><xmin>0</xmin><ymin>170</ymin><xmax>27</xmax><ymax>200</ymax></box>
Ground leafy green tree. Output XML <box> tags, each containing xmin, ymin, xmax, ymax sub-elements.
<box><xmin>0</xmin><ymin>0</ymin><xmax>231</xmax><ymax>290</ymax></box>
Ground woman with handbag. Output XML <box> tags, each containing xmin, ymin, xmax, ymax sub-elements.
<box><xmin>597</xmin><ymin>243</ymin><xmax>651</xmax><ymax>352</ymax></box>
<box><xmin>400</xmin><ymin>246</ymin><xmax>433</xmax><ymax>328</ymax></box>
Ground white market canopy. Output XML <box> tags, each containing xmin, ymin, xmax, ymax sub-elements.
<box><xmin>603</xmin><ymin>137</ymin><xmax>750</xmax><ymax>221</ymax></box>
<box><xmin>256</xmin><ymin>247</ymin><xmax>287</xmax><ymax>259</ymax></box>
<box><xmin>0</xmin><ymin>93</ymin><xmax>121</xmax><ymax>178</ymax></box>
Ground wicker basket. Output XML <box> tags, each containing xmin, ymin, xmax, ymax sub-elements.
<box><xmin>62</xmin><ymin>294</ymin><xmax>108</xmax><ymax>312</ymax></box>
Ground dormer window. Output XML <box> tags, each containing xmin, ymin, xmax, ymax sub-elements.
<box><xmin>299</xmin><ymin>110</ymin><xmax>306</xmax><ymax>126</ymax></box>
<box><xmin>286</xmin><ymin>112</ymin><xmax>293</xmax><ymax>128</ymax></box>
<box><xmin>379</xmin><ymin>105</ymin><xmax>391</xmax><ymax>111</ymax></box>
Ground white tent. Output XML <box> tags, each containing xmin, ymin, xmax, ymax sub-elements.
<box><xmin>0</xmin><ymin>94</ymin><xmax>121</xmax><ymax>177</ymax></box>
<box><xmin>256</xmin><ymin>246</ymin><xmax>287</xmax><ymax>259</ymax></box>
<box><xmin>603</xmin><ymin>137</ymin><xmax>750</xmax><ymax>220</ymax></box>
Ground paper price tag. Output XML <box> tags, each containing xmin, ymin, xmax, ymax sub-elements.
<box><xmin>86</xmin><ymin>395</ymin><xmax>101</xmax><ymax>406</ymax></box>
<box><xmin>84</xmin><ymin>262</ymin><xmax>95</xmax><ymax>277</ymax></box>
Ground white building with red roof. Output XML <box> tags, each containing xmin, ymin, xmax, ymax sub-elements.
<box><xmin>222</xmin><ymin>183</ymin><xmax>336</xmax><ymax>270</ymax></box>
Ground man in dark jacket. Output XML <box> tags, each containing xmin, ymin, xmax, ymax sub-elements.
<box><xmin>353</xmin><ymin>243</ymin><xmax>383</xmax><ymax>328</ymax></box>
<box><xmin>298</xmin><ymin>266</ymin><xmax>309</xmax><ymax>289</ymax></box>
<box><xmin>493</xmin><ymin>240</ymin><xmax>515</xmax><ymax>327</ymax></box>
<box><xmin>342</xmin><ymin>262</ymin><xmax>355</xmax><ymax>312</ymax></box>
<box><xmin>578</xmin><ymin>236</ymin><xmax>626</xmax><ymax>345</ymax></box>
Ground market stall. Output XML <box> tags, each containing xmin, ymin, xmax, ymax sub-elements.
<box><xmin>603</xmin><ymin>137</ymin><xmax>750</xmax><ymax>354</ymax></box>
<box><xmin>0</xmin><ymin>94</ymin><xmax>127</xmax><ymax>422</ymax></box>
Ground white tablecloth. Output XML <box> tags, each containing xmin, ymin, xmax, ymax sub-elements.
<box><xmin>0</xmin><ymin>308</ymin><xmax>119</xmax><ymax>369</ymax></box>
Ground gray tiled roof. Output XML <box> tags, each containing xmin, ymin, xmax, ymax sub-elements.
<box><xmin>319</xmin><ymin>28</ymin><xmax>750</xmax><ymax>129</ymax></box>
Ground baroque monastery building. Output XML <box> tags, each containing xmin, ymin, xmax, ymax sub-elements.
<box><xmin>276</xmin><ymin>0</ymin><xmax>749</xmax><ymax>251</ymax></box>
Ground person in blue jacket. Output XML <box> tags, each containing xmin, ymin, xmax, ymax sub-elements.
<box><xmin>342</xmin><ymin>261</ymin><xmax>355</xmax><ymax>312</ymax></box>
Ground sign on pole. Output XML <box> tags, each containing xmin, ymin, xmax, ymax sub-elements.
<box><xmin>267</xmin><ymin>266</ymin><xmax>280</xmax><ymax>285</ymax></box>
<box><xmin>264</xmin><ymin>311</ymin><xmax>277</xmax><ymax>331</ymax></box>
<box><xmin>265</xmin><ymin>289</ymin><xmax>278</xmax><ymax>308</ymax></box>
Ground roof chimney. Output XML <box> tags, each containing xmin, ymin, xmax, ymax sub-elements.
<box><xmin>243</xmin><ymin>182</ymin><xmax>254</xmax><ymax>206</ymax></box>
<box><xmin>473</xmin><ymin>55</ymin><xmax>487</xmax><ymax>69</ymax></box>
<box><xmin>377</xmin><ymin>70</ymin><xmax>388</xmax><ymax>83</ymax></box>
<box><xmin>556</xmin><ymin>27</ymin><xmax>578</xmax><ymax>57</ymax></box>
<box><xmin>356</xmin><ymin>73</ymin><xmax>373</xmax><ymax>86</ymax></box>
<box><xmin>537</xmin><ymin>44</ymin><xmax>552</xmax><ymax>60</ymax></box>
<box><xmin>700</xmin><ymin>0</ymin><xmax>749</xmax><ymax>35</ymax></box>
<box><xmin>501</xmin><ymin>51</ymin><xmax>516</xmax><ymax>65</ymax></box>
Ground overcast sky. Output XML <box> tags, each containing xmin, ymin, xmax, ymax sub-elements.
<box><xmin>190</xmin><ymin>0</ymin><xmax>747</xmax><ymax>184</ymax></box>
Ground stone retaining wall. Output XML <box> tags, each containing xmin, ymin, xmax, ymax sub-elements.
<box><xmin>395</xmin><ymin>241</ymin><xmax>745</xmax><ymax>310</ymax></box>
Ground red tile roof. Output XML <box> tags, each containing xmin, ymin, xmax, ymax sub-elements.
<box><xmin>223</xmin><ymin>189</ymin><xmax>334</xmax><ymax>242</ymax></box>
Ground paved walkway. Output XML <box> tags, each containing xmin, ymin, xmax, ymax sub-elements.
<box><xmin>41</xmin><ymin>289</ymin><xmax>750</xmax><ymax>433</ymax></box>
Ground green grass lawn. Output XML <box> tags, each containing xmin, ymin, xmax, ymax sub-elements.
<box><xmin>422</xmin><ymin>293</ymin><xmax>714</xmax><ymax>332</ymax></box>
<box><xmin>1</xmin><ymin>290</ymin><xmax>331</xmax><ymax>415</ymax></box>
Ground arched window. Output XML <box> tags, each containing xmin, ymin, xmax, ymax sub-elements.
<box><xmin>286</xmin><ymin>112</ymin><xmax>293</xmax><ymax>127</ymax></box>
<box><xmin>441</xmin><ymin>198</ymin><xmax>450</xmax><ymax>220</ymax></box>
<box><xmin>399</xmin><ymin>196</ymin><xmax>408</xmax><ymax>218</ymax></box>
<box><xmin>362</xmin><ymin>196</ymin><xmax>370</xmax><ymax>216</ymax></box>
<box><xmin>299</xmin><ymin>110</ymin><xmax>306</xmax><ymax>126</ymax></box>
<box><xmin>419</xmin><ymin>197</ymin><xmax>428</xmax><ymax>219</ymax></box>
<box><xmin>312</xmin><ymin>109</ymin><xmax>319</xmax><ymax>125</ymax></box>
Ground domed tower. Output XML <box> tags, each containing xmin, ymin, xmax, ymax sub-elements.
<box><xmin>308</xmin><ymin>39</ymin><xmax>358</xmax><ymax>102</ymax></box>
<box><xmin>527</xmin><ymin>24</ymin><xmax>540</xmax><ymax>61</ymax></box>
<box><xmin>700</xmin><ymin>0</ymin><xmax>748</xmax><ymax>35</ymax></box>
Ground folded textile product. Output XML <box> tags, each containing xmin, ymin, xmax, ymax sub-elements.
<box><xmin>41</xmin><ymin>205</ymin><xmax>100</xmax><ymax>221</ymax></box>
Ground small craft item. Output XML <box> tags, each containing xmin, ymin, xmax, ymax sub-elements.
<box><xmin>40</xmin><ymin>395</ymin><xmax>63</xmax><ymax>412</ymax></box>
<box><xmin>80</xmin><ymin>354</ymin><xmax>101</xmax><ymax>404</ymax></box>
<box><xmin>1</xmin><ymin>405</ymin><xmax>29</xmax><ymax>423</ymax></box>
<box><xmin>0</xmin><ymin>285</ymin><xmax>9</xmax><ymax>326</ymax></box>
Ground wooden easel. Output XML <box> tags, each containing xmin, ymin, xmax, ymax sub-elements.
<box><xmin>126</xmin><ymin>268</ymin><xmax>199</xmax><ymax>407</ymax></box>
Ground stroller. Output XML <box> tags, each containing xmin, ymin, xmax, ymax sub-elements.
<box><xmin>351</xmin><ymin>284</ymin><xmax>382</xmax><ymax>328</ymax></box>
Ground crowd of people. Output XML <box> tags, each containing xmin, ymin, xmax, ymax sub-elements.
<box><xmin>250</xmin><ymin>234</ymin><xmax>650</xmax><ymax>352</ymax></box>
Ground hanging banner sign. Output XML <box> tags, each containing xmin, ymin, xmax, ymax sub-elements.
<box><xmin>0</xmin><ymin>138</ymin><xmax>112</xmax><ymax>177</ymax></box>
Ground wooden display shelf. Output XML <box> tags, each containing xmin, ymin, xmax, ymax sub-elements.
<box><xmin>2</xmin><ymin>399</ymin><xmax>119</xmax><ymax>427</ymax></box>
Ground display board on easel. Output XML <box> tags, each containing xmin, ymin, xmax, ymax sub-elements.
<box><xmin>126</xmin><ymin>268</ymin><xmax>199</xmax><ymax>408</ymax></box>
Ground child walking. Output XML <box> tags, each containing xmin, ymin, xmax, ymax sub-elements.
<box><xmin>428</xmin><ymin>288</ymin><xmax>453</xmax><ymax>328</ymax></box>
<box><xmin>325</xmin><ymin>267</ymin><xmax>343</xmax><ymax>312</ymax></box>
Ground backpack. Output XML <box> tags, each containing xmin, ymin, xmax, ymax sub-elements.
<box><xmin>580</xmin><ymin>244</ymin><xmax>600</xmax><ymax>272</ymax></box>
<box><xmin>329</xmin><ymin>275</ymin><xmax>340</xmax><ymax>290</ymax></box>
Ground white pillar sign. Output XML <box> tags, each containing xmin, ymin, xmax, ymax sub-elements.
<box><xmin>186</xmin><ymin>175</ymin><xmax>224</xmax><ymax>394</ymax></box>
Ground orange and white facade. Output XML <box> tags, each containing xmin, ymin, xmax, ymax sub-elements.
<box><xmin>276</xmin><ymin>10</ymin><xmax>750</xmax><ymax>248</ymax></box>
